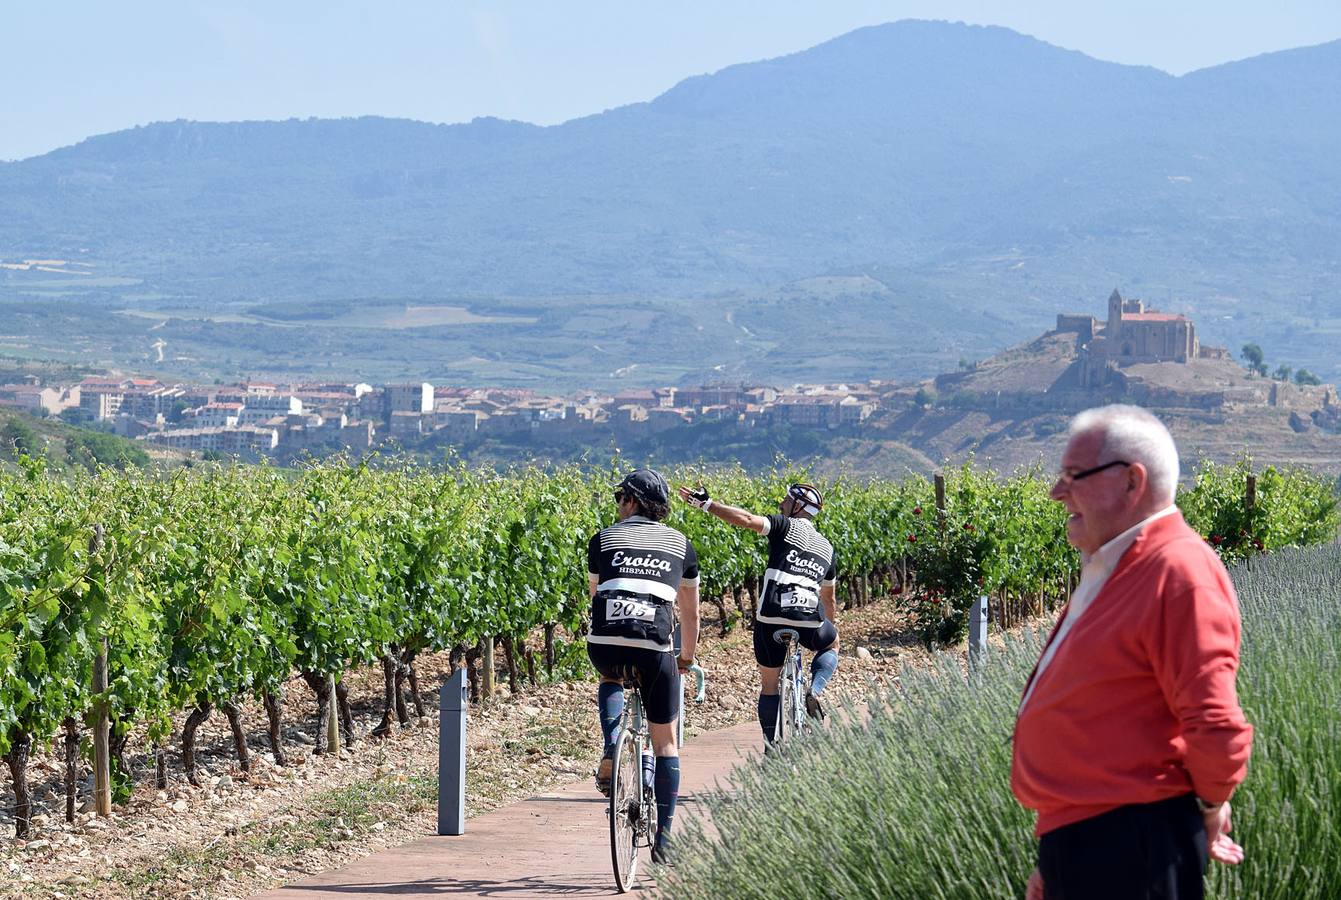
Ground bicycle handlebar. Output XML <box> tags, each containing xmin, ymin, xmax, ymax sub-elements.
<box><xmin>686</xmin><ymin>663</ymin><xmax>706</xmax><ymax>703</ymax></box>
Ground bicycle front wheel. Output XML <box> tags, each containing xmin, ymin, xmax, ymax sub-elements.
<box><xmin>609</xmin><ymin>725</ymin><xmax>641</xmax><ymax>892</ymax></box>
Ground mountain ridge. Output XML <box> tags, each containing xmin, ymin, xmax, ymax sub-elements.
<box><xmin>2</xmin><ymin>19</ymin><xmax>1339</xmax><ymax>387</ymax></box>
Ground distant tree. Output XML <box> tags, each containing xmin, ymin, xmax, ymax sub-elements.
<box><xmin>1294</xmin><ymin>368</ymin><xmax>1323</xmax><ymax>386</ymax></box>
<box><xmin>201</xmin><ymin>449</ymin><xmax>225</xmax><ymax>462</ymax></box>
<box><xmin>1240</xmin><ymin>343</ymin><xmax>1267</xmax><ymax>377</ymax></box>
<box><xmin>58</xmin><ymin>407</ymin><xmax>91</xmax><ymax>425</ymax></box>
<box><xmin>1273</xmin><ymin>364</ymin><xmax>1292</xmax><ymax>382</ymax></box>
<box><xmin>66</xmin><ymin>431</ymin><xmax>149</xmax><ymax>471</ymax></box>
<box><xmin>913</xmin><ymin>387</ymin><xmax>936</xmax><ymax>409</ymax></box>
<box><xmin>1</xmin><ymin>419</ymin><xmax>39</xmax><ymax>458</ymax></box>
<box><xmin>947</xmin><ymin>390</ymin><xmax>977</xmax><ymax>408</ymax></box>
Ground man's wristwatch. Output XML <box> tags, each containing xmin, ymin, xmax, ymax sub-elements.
<box><xmin>1195</xmin><ymin>796</ymin><xmax>1224</xmax><ymax>813</ymax></box>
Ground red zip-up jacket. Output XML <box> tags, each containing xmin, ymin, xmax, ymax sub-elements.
<box><xmin>1011</xmin><ymin>512</ymin><xmax>1254</xmax><ymax>837</ymax></box>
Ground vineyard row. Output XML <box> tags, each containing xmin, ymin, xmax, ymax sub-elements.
<box><xmin>1</xmin><ymin>456</ymin><xmax>1335</xmax><ymax>839</ymax></box>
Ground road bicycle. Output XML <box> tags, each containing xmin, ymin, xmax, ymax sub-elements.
<box><xmin>772</xmin><ymin>628</ymin><xmax>810</xmax><ymax>746</ymax></box>
<box><xmin>607</xmin><ymin>661</ymin><xmax>706</xmax><ymax>892</ymax></box>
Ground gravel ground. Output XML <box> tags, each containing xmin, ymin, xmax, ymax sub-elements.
<box><xmin>1</xmin><ymin>593</ymin><xmax>1019</xmax><ymax>899</ymax></box>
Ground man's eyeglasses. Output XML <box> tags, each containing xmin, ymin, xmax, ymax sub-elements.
<box><xmin>1055</xmin><ymin>460</ymin><xmax>1130</xmax><ymax>486</ymax></box>
<box><xmin>613</xmin><ymin>489</ymin><xmax>626</xmax><ymax>504</ymax></box>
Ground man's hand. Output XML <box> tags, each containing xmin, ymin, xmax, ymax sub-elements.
<box><xmin>1204</xmin><ymin>801</ymin><xmax>1245</xmax><ymax>866</ymax></box>
<box><xmin>677</xmin><ymin>485</ymin><xmax>711</xmax><ymax>510</ymax></box>
<box><xmin>676</xmin><ymin>655</ymin><xmax>695</xmax><ymax>674</ymax></box>
<box><xmin>679</xmin><ymin>489</ymin><xmax>769</xmax><ymax>533</ymax></box>
<box><xmin>1025</xmin><ymin>867</ymin><xmax>1045</xmax><ymax>900</ymax></box>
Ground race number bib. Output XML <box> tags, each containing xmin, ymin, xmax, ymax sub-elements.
<box><xmin>778</xmin><ymin>586</ymin><xmax>819</xmax><ymax>613</ymax></box>
<box><xmin>606</xmin><ymin>595</ymin><xmax>658</xmax><ymax>624</ymax></box>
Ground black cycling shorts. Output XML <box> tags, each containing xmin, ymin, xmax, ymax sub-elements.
<box><xmin>753</xmin><ymin>619</ymin><xmax>838</xmax><ymax>669</ymax></box>
<box><xmin>587</xmin><ymin>643</ymin><xmax>681</xmax><ymax>725</ymax></box>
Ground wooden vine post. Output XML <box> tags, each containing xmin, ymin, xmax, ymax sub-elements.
<box><xmin>89</xmin><ymin>524</ymin><xmax>112</xmax><ymax>818</ymax></box>
<box><xmin>481</xmin><ymin>637</ymin><xmax>495</xmax><ymax>700</ymax></box>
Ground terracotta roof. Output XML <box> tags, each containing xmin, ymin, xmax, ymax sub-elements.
<box><xmin>293</xmin><ymin>391</ymin><xmax>356</xmax><ymax>401</ymax></box>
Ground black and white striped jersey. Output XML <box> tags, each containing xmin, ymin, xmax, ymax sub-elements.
<box><xmin>587</xmin><ymin>515</ymin><xmax>699</xmax><ymax>652</ymax></box>
<box><xmin>756</xmin><ymin>514</ymin><xmax>837</xmax><ymax>628</ymax></box>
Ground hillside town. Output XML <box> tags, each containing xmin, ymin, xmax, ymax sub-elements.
<box><xmin>0</xmin><ymin>373</ymin><xmax>882</xmax><ymax>460</ymax></box>
<box><xmin>3</xmin><ymin>291</ymin><xmax>1337</xmax><ymax>464</ymax></box>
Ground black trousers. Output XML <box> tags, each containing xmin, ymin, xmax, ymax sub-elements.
<box><xmin>1038</xmin><ymin>794</ymin><xmax>1208</xmax><ymax>900</ymax></box>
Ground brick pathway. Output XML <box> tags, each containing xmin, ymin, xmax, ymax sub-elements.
<box><xmin>250</xmin><ymin>721</ymin><xmax>759</xmax><ymax>899</ymax></box>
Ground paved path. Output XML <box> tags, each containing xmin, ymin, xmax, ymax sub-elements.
<box><xmin>251</xmin><ymin>721</ymin><xmax>760</xmax><ymax>899</ymax></box>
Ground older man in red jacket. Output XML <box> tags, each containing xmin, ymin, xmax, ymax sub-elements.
<box><xmin>1012</xmin><ymin>405</ymin><xmax>1253</xmax><ymax>900</ymax></box>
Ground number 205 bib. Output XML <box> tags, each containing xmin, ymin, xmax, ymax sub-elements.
<box><xmin>592</xmin><ymin>590</ymin><xmax>673</xmax><ymax>645</ymax></box>
<box><xmin>606</xmin><ymin>595</ymin><xmax>657</xmax><ymax>623</ymax></box>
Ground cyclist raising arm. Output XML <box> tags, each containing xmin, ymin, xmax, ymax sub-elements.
<box><xmin>588</xmin><ymin>469</ymin><xmax>700</xmax><ymax>864</ymax></box>
<box><xmin>677</xmin><ymin>482</ymin><xmax>838</xmax><ymax>740</ymax></box>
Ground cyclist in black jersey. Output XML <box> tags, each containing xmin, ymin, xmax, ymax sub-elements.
<box><xmin>678</xmin><ymin>481</ymin><xmax>839</xmax><ymax>740</ymax></box>
<box><xmin>588</xmin><ymin>468</ymin><xmax>700</xmax><ymax>864</ymax></box>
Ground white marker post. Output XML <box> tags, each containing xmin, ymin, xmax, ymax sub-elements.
<box><xmin>969</xmin><ymin>594</ymin><xmax>989</xmax><ymax>671</ymax></box>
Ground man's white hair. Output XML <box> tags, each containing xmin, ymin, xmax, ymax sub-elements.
<box><xmin>1069</xmin><ymin>404</ymin><xmax>1180</xmax><ymax>503</ymax></box>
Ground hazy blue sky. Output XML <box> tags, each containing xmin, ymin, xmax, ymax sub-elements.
<box><xmin>4</xmin><ymin>1</ymin><xmax>1339</xmax><ymax>161</ymax></box>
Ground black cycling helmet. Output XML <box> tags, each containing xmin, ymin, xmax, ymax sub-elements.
<box><xmin>614</xmin><ymin>468</ymin><xmax>671</xmax><ymax>507</ymax></box>
<box><xmin>786</xmin><ymin>482</ymin><xmax>823</xmax><ymax>516</ymax></box>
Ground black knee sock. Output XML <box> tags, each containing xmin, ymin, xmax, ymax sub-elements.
<box><xmin>597</xmin><ymin>682</ymin><xmax>623</xmax><ymax>756</ymax></box>
<box><xmin>653</xmin><ymin>756</ymin><xmax>680</xmax><ymax>849</ymax></box>
<box><xmin>757</xmin><ymin>693</ymin><xmax>780</xmax><ymax>742</ymax></box>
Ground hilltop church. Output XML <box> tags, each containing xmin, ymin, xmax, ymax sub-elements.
<box><xmin>1057</xmin><ymin>290</ymin><xmax>1228</xmax><ymax>387</ymax></box>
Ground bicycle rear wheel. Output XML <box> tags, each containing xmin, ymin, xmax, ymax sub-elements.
<box><xmin>608</xmin><ymin>725</ymin><xmax>641</xmax><ymax>892</ymax></box>
<box><xmin>775</xmin><ymin>655</ymin><xmax>797</xmax><ymax>746</ymax></box>
<box><xmin>793</xmin><ymin>668</ymin><xmax>811</xmax><ymax>737</ymax></box>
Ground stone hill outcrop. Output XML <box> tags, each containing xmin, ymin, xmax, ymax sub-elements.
<box><xmin>865</xmin><ymin>291</ymin><xmax>1340</xmax><ymax>473</ymax></box>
